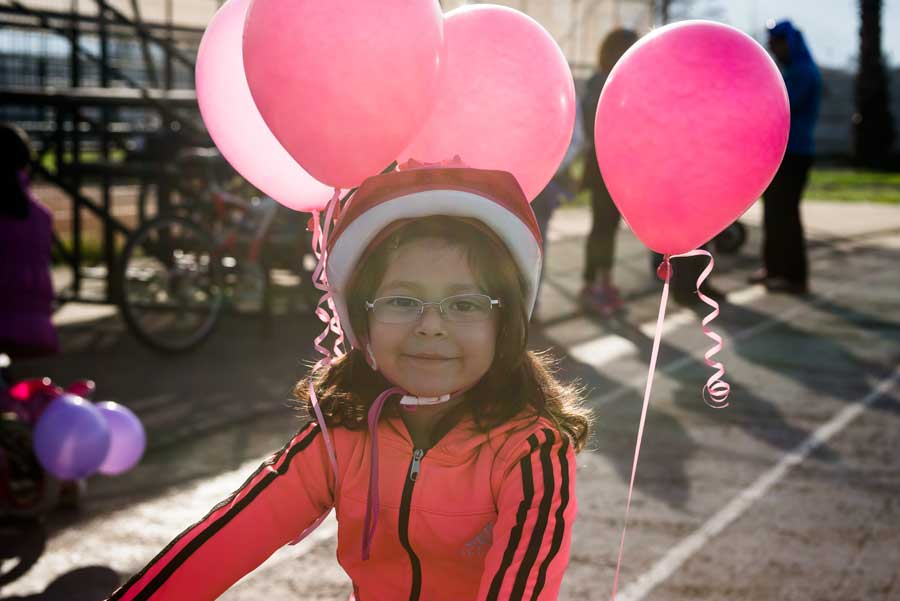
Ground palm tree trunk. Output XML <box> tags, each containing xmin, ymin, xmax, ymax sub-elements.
<box><xmin>854</xmin><ymin>0</ymin><xmax>896</xmax><ymax>167</ymax></box>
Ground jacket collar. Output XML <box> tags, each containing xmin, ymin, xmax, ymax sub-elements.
<box><xmin>380</xmin><ymin>410</ymin><xmax>542</xmax><ymax>466</ymax></box>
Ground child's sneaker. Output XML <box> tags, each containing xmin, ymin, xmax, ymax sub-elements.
<box><xmin>579</xmin><ymin>284</ymin><xmax>624</xmax><ymax>316</ymax></box>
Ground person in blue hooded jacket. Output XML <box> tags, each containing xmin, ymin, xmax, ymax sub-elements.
<box><xmin>750</xmin><ymin>19</ymin><xmax>822</xmax><ymax>295</ymax></box>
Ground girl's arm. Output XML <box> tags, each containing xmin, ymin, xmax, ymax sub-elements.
<box><xmin>106</xmin><ymin>421</ymin><xmax>335</xmax><ymax>600</ymax></box>
<box><xmin>477</xmin><ymin>427</ymin><xmax>578</xmax><ymax>601</ymax></box>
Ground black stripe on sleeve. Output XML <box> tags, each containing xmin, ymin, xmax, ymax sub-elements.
<box><xmin>485</xmin><ymin>433</ymin><xmax>539</xmax><ymax>601</ymax></box>
<box><xmin>109</xmin><ymin>423</ymin><xmax>321</xmax><ymax>601</ymax></box>
<box><xmin>509</xmin><ymin>429</ymin><xmax>557</xmax><ymax>601</ymax></box>
<box><xmin>529</xmin><ymin>435</ymin><xmax>571</xmax><ymax>601</ymax></box>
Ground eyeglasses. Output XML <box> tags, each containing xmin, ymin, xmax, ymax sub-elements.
<box><xmin>366</xmin><ymin>293</ymin><xmax>501</xmax><ymax>324</ymax></box>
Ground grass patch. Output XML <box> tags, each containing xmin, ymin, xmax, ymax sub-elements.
<box><xmin>805</xmin><ymin>168</ymin><xmax>900</xmax><ymax>203</ymax></box>
<box><xmin>40</xmin><ymin>148</ymin><xmax>127</xmax><ymax>174</ymax></box>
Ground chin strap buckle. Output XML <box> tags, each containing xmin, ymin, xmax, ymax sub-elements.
<box><xmin>398</xmin><ymin>393</ymin><xmax>452</xmax><ymax>407</ymax></box>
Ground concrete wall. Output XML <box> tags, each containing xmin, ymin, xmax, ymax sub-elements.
<box><xmin>816</xmin><ymin>67</ymin><xmax>900</xmax><ymax>157</ymax></box>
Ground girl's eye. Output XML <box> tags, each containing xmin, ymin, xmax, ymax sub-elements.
<box><xmin>385</xmin><ymin>297</ymin><xmax>419</xmax><ymax>309</ymax></box>
<box><xmin>447</xmin><ymin>295</ymin><xmax>491</xmax><ymax>314</ymax></box>
<box><xmin>449</xmin><ymin>300</ymin><xmax>477</xmax><ymax>312</ymax></box>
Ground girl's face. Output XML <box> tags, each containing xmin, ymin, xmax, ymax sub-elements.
<box><xmin>367</xmin><ymin>237</ymin><xmax>498</xmax><ymax>398</ymax></box>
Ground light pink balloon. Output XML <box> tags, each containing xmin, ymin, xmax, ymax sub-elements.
<box><xmin>243</xmin><ymin>0</ymin><xmax>445</xmax><ymax>189</ymax></box>
<box><xmin>196</xmin><ymin>0</ymin><xmax>333</xmax><ymax>212</ymax></box>
<box><xmin>398</xmin><ymin>5</ymin><xmax>576</xmax><ymax>201</ymax></box>
<box><xmin>595</xmin><ymin>20</ymin><xmax>789</xmax><ymax>256</ymax></box>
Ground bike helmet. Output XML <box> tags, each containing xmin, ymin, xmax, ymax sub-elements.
<box><xmin>326</xmin><ymin>162</ymin><xmax>543</xmax><ymax>351</ymax></box>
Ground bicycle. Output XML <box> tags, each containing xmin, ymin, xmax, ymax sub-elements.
<box><xmin>0</xmin><ymin>357</ymin><xmax>61</xmax><ymax>519</ymax></box>
<box><xmin>713</xmin><ymin>220</ymin><xmax>748</xmax><ymax>254</ymax></box>
<box><xmin>117</xmin><ymin>149</ymin><xmax>317</xmax><ymax>353</ymax></box>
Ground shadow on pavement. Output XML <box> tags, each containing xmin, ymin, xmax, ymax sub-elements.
<box><xmin>0</xmin><ymin>566</ymin><xmax>120</xmax><ymax>601</ymax></box>
<box><xmin>0</xmin><ymin>518</ymin><xmax>46</xmax><ymax>591</ymax></box>
<box><xmin>528</xmin><ymin>288</ymin><xmax>853</xmax><ymax>512</ymax></box>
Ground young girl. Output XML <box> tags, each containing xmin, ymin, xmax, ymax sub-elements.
<box><xmin>108</xmin><ymin>164</ymin><xmax>591</xmax><ymax>601</ymax></box>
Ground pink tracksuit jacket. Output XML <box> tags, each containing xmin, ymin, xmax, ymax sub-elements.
<box><xmin>108</xmin><ymin>410</ymin><xmax>577</xmax><ymax>600</ymax></box>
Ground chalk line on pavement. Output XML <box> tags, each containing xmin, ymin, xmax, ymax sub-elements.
<box><xmin>614</xmin><ymin>367</ymin><xmax>900</xmax><ymax>601</ymax></box>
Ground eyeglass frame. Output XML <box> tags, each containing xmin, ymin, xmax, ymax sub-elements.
<box><xmin>365</xmin><ymin>293</ymin><xmax>502</xmax><ymax>324</ymax></box>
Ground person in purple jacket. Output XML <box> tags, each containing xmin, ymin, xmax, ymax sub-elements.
<box><xmin>0</xmin><ymin>123</ymin><xmax>58</xmax><ymax>358</ymax></box>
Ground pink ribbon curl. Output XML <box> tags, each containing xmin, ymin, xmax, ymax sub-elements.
<box><xmin>288</xmin><ymin>188</ymin><xmax>345</xmax><ymax>546</ymax></box>
<box><xmin>289</xmin><ymin>162</ymin><xmax>397</xmax><ymax>550</ymax></box>
<box><xmin>610</xmin><ymin>250</ymin><xmax>730</xmax><ymax>600</ymax></box>
<box><xmin>671</xmin><ymin>248</ymin><xmax>730</xmax><ymax>409</ymax></box>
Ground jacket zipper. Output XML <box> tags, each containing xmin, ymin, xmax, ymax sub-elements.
<box><xmin>399</xmin><ymin>448</ymin><xmax>426</xmax><ymax>601</ymax></box>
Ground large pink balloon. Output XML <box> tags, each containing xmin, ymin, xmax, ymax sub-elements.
<box><xmin>243</xmin><ymin>0</ymin><xmax>445</xmax><ymax>189</ymax></box>
<box><xmin>196</xmin><ymin>0</ymin><xmax>333</xmax><ymax>212</ymax></box>
<box><xmin>595</xmin><ymin>20</ymin><xmax>789</xmax><ymax>255</ymax></box>
<box><xmin>400</xmin><ymin>5</ymin><xmax>576</xmax><ymax>201</ymax></box>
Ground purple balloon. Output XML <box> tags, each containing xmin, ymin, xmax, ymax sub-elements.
<box><xmin>33</xmin><ymin>394</ymin><xmax>111</xmax><ymax>480</ymax></box>
<box><xmin>95</xmin><ymin>401</ymin><xmax>146</xmax><ymax>476</ymax></box>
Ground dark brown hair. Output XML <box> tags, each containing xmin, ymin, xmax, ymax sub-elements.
<box><xmin>1</xmin><ymin>122</ymin><xmax>34</xmax><ymax>219</ymax></box>
<box><xmin>598</xmin><ymin>28</ymin><xmax>639</xmax><ymax>73</ymax></box>
<box><xmin>294</xmin><ymin>216</ymin><xmax>591</xmax><ymax>452</ymax></box>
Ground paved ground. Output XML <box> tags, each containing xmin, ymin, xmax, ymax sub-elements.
<box><xmin>2</xmin><ymin>201</ymin><xmax>899</xmax><ymax>600</ymax></box>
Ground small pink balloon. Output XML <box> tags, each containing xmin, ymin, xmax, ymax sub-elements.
<box><xmin>96</xmin><ymin>401</ymin><xmax>146</xmax><ymax>476</ymax></box>
<box><xmin>196</xmin><ymin>0</ymin><xmax>333</xmax><ymax>211</ymax></box>
<box><xmin>595</xmin><ymin>20</ymin><xmax>789</xmax><ymax>255</ymax></box>
<box><xmin>243</xmin><ymin>0</ymin><xmax>445</xmax><ymax>189</ymax></box>
<box><xmin>400</xmin><ymin>5</ymin><xmax>576</xmax><ymax>201</ymax></box>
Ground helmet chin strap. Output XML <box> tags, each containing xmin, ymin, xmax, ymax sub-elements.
<box><xmin>399</xmin><ymin>393</ymin><xmax>452</xmax><ymax>407</ymax></box>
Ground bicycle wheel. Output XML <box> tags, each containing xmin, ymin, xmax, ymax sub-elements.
<box><xmin>713</xmin><ymin>221</ymin><xmax>747</xmax><ymax>254</ymax></box>
<box><xmin>119</xmin><ymin>215</ymin><xmax>224</xmax><ymax>353</ymax></box>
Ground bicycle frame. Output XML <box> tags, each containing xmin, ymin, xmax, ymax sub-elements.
<box><xmin>207</xmin><ymin>190</ymin><xmax>280</xmax><ymax>265</ymax></box>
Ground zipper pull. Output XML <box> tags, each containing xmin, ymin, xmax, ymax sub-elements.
<box><xmin>409</xmin><ymin>448</ymin><xmax>425</xmax><ymax>482</ymax></box>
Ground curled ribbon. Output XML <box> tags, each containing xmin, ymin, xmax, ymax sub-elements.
<box><xmin>610</xmin><ymin>250</ymin><xmax>730</xmax><ymax>599</ymax></box>
<box><xmin>670</xmin><ymin>249</ymin><xmax>730</xmax><ymax>408</ymax></box>
<box><xmin>289</xmin><ymin>164</ymin><xmax>397</xmax><ymax>548</ymax></box>
<box><xmin>288</xmin><ymin>189</ymin><xmax>344</xmax><ymax>546</ymax></box>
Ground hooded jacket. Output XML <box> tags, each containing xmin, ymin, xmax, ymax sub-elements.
<box><xmin>108</xmin><ymin>409</ymin><xmax>577</xmax><ymax>601</ymax></box>
<box><xmin>768</xmin><ymin>20</ymin><xmax>821</xmax><ymax>156</ymax></box>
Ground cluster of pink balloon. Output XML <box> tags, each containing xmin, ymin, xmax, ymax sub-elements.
<box><xmin>196</xmin><ymin>0</ymin><xmax>576</xmax><ymax>206</ymax></box>
<box><xmin>199</xmin><ymin>3</ymin><xmax>789</xmax><ymax>254</ymax></box>
<box><xmin>6</xmin><ymin>378</ymin><xmax>146</xmax><ymax>481</ymax></box>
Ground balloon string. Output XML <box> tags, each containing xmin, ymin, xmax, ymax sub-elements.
<box><xmin>609</xmin><ymin>250</ymin><xmax>732</xmax><ymax>594</ymax></box>
<box><xmin>288</xmin><ymin>189</ymin><xmax>343</xmax><ymax>546</ymax></box>
<box><xmin>310</xmin><ymin>189</ymin><xmax>345</xmax><ymax>361</ymax></box>
<box><xmin>361</xmin><ymin>386</ymin><xmax>406</xmax><ymax>560</ymax></box>
<box><xmin>670</xmin><ymin>249</ymin><xmax>731</xmax><ymax>408</ymax></box>
<box><xmin>610</xmin><ymin>255</ymin><xmax>672</xmax><ymax>601</ymax></box>
<box><xmin>291</xmin><ymin>166</ymin><xmax>392</xmax><ymax>549</ymax></box>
